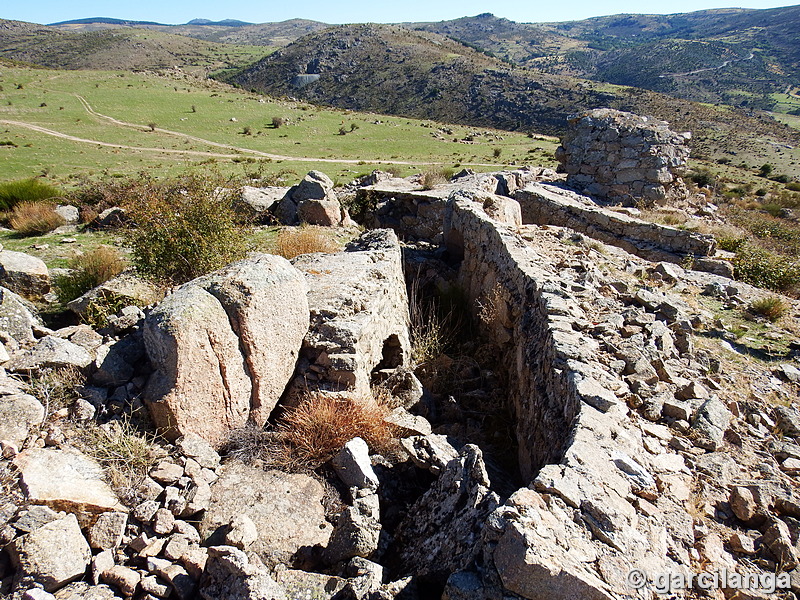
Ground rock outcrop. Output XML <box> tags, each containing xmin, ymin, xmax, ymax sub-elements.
<box><xmin>0</xmin><ymin>250</ymin><xmax>50</xmax><ymax>301</ymax></box>
<box><xmin>144</xmin><ymin>253</ymin><xmax>309</xmax><ymax>445</ymax></box>
<box><xmin>274</xmin><ymin>170</ymin><xmax>343</xmax><ymax>226</ymax></box>
<box><xmin>287</xmin><ymin>229</ymin><xmax>410</xmax><ymax>400</ymax></box>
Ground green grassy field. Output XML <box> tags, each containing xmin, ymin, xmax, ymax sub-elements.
<box><xmin>0</xmin><ymin>66</ymin><xmax>557</xmax><ymax>186</ymax></box>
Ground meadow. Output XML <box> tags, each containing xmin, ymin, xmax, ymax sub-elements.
<box><xmin>0</xmin><ymin>66</ymin><xmax>558</xmax><ymax>186</ymax></box>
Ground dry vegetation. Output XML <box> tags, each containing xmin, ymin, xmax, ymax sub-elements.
<box><xmin>9</xmin><ymin>202</ymin><xmax>66</xmax><ymax>236</ymax></box>
<box><xmin>274</xmin><ymin>225</ymin><xmax>339</xmax><ymax>259</ymax></box>
<box><xmin>55</xmin><ymin>246</ymin><xmax>126</xmax><ymax>303</ymax></box>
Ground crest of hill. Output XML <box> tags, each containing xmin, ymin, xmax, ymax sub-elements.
<box><xmin>0</xmin><ymin>18</ymin><xmax>270</xmax><ymax>70</ymax></box>
<box><xmin>225</xmin><ymin>22</ymin><xmax>799</xmax><ymax>151</ymax></box>
<box><xmin>48</xmin><ymin>17</ymin><xmax>331</xmax><ymax>46</ymax></box>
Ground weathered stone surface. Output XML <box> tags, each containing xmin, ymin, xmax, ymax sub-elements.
<box><xmin>14</xmin><ymin>448</ymin><xmax>126</xmax><ymax>520</ymax></box>
<box><xmin>494</xmin><ymin>520</ymin><xmax>614</xmax><ymax>600</ymax></box>
<box><xmin>200</xmin><ymin>463</ymin><xmax>332</xmax><ymax>568</ymax></box>
<box><xmin>52</xmin><ymin>583</ymin><xmax>118</xmax><ymax>600</ymax></box>
<box><xmin>87</xmin><ymin>511</ymin><xmax>127</xmax><ymax>550</ymax></box>
<box><xmin>199</xmin><ymin>546</ymin><xmax>287</xmax><ymax>600</ymax></box>
<box><xmin>288</xmin><ymin>229</ymin><xmax>410</xmax><ymax>400</ymax></box>
<box><xmin>0</xmin><ymin>286</ymin><xmax>41</xmax><ymax>343</ymax></box>
<box><xmin>690</xmin><ymin>397</ymin><xmax>731</xmax><ymax>451</ymax></box>
<box><xmin>6</xmin><ymin>336</ymin><xmax>93</xmax><ymax>373</ymax></box>
<box><xmin>55</xmin><ymin>205</ymin><xmax>80</xmax><ymax>224</ymax></box>
<box><xmin>275</xmin><ymin>569</ymin><xmax>347</xmax><ymax>599</ymax></box>
<box><xmin>67</xmin><ymin>274</ymin><xmax>161</xmax><ymax>317</ymax></box>
<box><xmin>293</xmin><ymin>170</ymin><xmax>335</xmax><ymax>203</ymax></box>
<box><xmin>224</xmin><ymin>514</ymin><xmax>259</xmax><ymax>551</ymax></box>
<box><xmin>0</xmin><ymin>392</ymin><xmax>44</xmax><ymax>447</ymax></box>
<box><xmin>176</xmin><ymin>433</ymin><xmax>221</xmax><ymax>470</ymax></box>
<box><xmin>323</xmin><ymin>494</ymin><xmax>381</xmax><ymax>565</ymax></box>
<box><xmin>100</xmin><ymin>565</ymin><xmax>140</xmax><ymax>597</ymax></box>
<box><xmin>400</xmin><ymin>434</ymin><xmax>459</xmax><ymax>475</ymax></box>
<box><xmin>144</xmin><ymin>253</ymin><xmax>309</xmax><ymax>444</ymax></box>
<box><xmin>9</xmin><ymin>513</ymin><xmax>91</xmax><ymax>592</ymax></box>
<box><xmin>298</xmin><ymin>198</ymin><xmax>343</xmax><ymax>226</ymax></box>
<box><xmin>762</xmin><ymin>519</ymin><xmax>799</xmax><ymax>569</ymax></box>
<box><xmin>556</xmin><ymin>108</ymin><xmax>690</xmax><ymax>206</ymax></box>
<box><xmin>331</xmin><ymin>437</ymin><xmax>379</xmax><ymax>490</ymax></box>
<box><xmin>91</xmin><ymin>207</ymin><xmax>127</xmax><ymax>229</ymax></box>
<box><xmin>0</xmin><ymin>250</ymin><xmax>50</xmax><ymax>300</ymax></box>
<box><xmin>393</xmin><ymin>445</ymin><xmax>499</xmax><ymax>579</ymax></box>
<box><xmin>236</xmin><ymin>186</ymin><xmax>290</xmax><ymax>221</ymax></box>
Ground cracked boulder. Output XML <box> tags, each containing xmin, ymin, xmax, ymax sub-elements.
<box><xmin>144</xmin><ymin>253</ymin><xmax>309</xmax><ymax>445</ymax></box>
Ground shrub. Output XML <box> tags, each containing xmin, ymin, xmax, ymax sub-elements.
<box><xmin>492</xmin><ymin>147</ymin><xmax>502</xmax><ymax>159</ymax></box>
<box><xmin>0</xmin><ymin>178</ymin><xmax>61</xmax><ymax>211</ymax></box>
<box><xmin>748</xmin><ymin>296</ymin><xmax>788</xmax><ymax>322</ymax></box>
<box><xmin>125</xmin><ymin>173</ymin><xmax>249</xmax><ymax>285</ymax></box>
<box><xmin>759</xmin><ymin>164</ymin><xmax>773</xmax><ymax>177</ymax></box>
<box><xmin>274</xmin><ymin>225</ymin><xmax>339</xmax><ymax>259</ymax></box>
<box><xmin>276</xmin><ymin>392</ymin><xmax>395</xmax><ymax>467</ymax></box>
<box><xmin>787</xmin><ymin>183</ymin><xmax>800</xmax><ymax>192</ymax></box>
<box><xmin>147</xmin><ymin>122</ymin><xmax>157</xmax><ymax>132</ymax></box>
<box><xmin>55</xmin><ymin>246</ymin><xmax>126</xmax><ymax>303</ymax></box>
<box><xmin>733</xmin><ymin>245</ymin><xmax>800</xmax><ymax>293</ymax></box>
<box><xmin>9</xmin><ymin>201</ymin><xmax>66</xmax><ymax>235</ymax></box>
<box><xmin>271</xmin><ymin>116</ymin><xmax>286</xmax><ymax>128</ymax></box>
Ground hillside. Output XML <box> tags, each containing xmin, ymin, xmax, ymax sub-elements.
<box><xmin>225</xmin><ymin>22</ymin><xmax>800</xmax><ymax>170</ymax></box>
<box><xmin>411</xmin><ymin>6</ymin><xmax>800</xmax><ymax>107</ymax></box>
<box><xmin>0</xmin><ymin>19</ymin><xmax>270</xmax><ymax>72</ymax></box>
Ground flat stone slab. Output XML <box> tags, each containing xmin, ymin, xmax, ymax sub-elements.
<box><xmin>14</xmin><ymin>448</ymin><xmax>126</xmax><ymax>520</ymax></box>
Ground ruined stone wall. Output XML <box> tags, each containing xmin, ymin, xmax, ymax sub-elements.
<box><xmin>445</xmin><ymin>193</ymin><xmax>584</xmax><ymax>479</ymax></box>
<box><xmin>515</xmin><ymin>183</ymin><xmax>716</xmax><ymax>260</ymax></box>
<box><xmin>556</xmin><ymin>108</ymin><xmax>690</xmax><ymax>206</ymax></box>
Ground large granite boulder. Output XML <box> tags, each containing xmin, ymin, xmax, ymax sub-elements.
<box><xmin>274</xmin><ymin>171</ymin><xmax>341</xmax><ymax>225</ymax></box>
<box><xmin>0</xmin><ymin>250</ymin><xmax>50</xmax><ymax>300</ymax></box>
<box><xmin>0</xmin><ymin>392</ymin><xmax>44</xmax><ymax>447</ymax></box>
<box><xmin>144</xmin><ymin>253</ymin><xmax>309</xmax><ymax>445</ymax></box>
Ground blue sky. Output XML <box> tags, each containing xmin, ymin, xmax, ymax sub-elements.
<box><xmin>4</xmin><ymin>0</ymin><xmax>796</xmax><ymax>26</ymax></box>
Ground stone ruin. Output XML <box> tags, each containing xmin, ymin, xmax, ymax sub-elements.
<box><xmin>2</xmin><ymin>131</ymin><xmax>800</xmax><ymax>600</ymax></box>
<box><xmin>556</xmin><ymin>108</ymin><xmax>691</xmax><ymax>206</ymax></box>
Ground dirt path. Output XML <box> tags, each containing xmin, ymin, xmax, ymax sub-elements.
<box><xmin>2</xmin><ymin>93</ymin><xmax>504</xmax><ymax>168</ymax></box>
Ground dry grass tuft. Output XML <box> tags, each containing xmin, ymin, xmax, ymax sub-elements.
<box><xmin>274</xmin><ymin>225</ymin><xmax>339</xmax><ymax>259</ymax></box>
<box><xmin>420</xmin><ymin>169</ymin><xmax>449</xmax><ymax>190</ymax></box>
<box><xmin>9</xmin><ymin>201</ymin><xmax>66</xmax><ymax>236</ymax></box>
<box><xmin>74</xmin><ymin>413</ymin><xmax>161</xmax><ymax>504</ymax></box>
<box><xmin>55</xmin><ymin>246</ymin><xmax>126</xmax><ymax>303</ymax></box>
<box><xmin>748</xmin><ymin>296</ymin><xmax>789</xmax><ymax>322</ymax></box>
<box><xmin>277</xmin><ymin>392</ymin><xmax>396</xmax><ymax>468</ymax></box>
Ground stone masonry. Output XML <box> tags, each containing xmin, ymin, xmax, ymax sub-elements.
<box><xmin>555</xmin><ymin>108</ymin><xmax>691</xmax><ymax>206</ymax></box>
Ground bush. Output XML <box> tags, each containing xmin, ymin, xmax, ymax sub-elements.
<box><xmin>274</xmin><ymin>226</ymin><xmax>339</xmax><ymax>259</ymax></box>
<box><xmin>748</xmin><ymin>296</ymin><xmax>788</xmax><ymax>322</ymax></box>
<box><xmin>276</xmin><ymin>392</ymin><xmax>395</xmax><ymax>467</ymax></box>
<box><xmin>55</xmin><ymin>246</ymin><xmax>126</xmax><ymax>303</ymax></box>
<box><xmin>0</xmin><ymin>178</ymin><xmax>61</xmax><ymax>211</ymax></box>
<box><xmin>9</xmin><ymin>202</ymin><xmax>66</xmax><ymax>235</ymax></box>
<box><xmin>271</xmin><ymin>116</ymin><xmax>286</xmax><ymax>128</ymax></box>
<box><xmin>733</xmin><ymin>245</ymin><xmax>800</xmax><ymax>293</ymax></box>
<box><xmin>125</xmin><ymin>173</ymin><xmax>249</xmax><ymax>285</ymax></box>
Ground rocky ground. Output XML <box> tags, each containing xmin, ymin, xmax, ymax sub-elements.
<box><xmin>0</xmin><ymin>150</ymin><xmax>799</xmax><ymax>599</ymax></box>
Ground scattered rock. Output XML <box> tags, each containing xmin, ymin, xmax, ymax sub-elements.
<box><xmin>0</xmin><ymin>250</ymin><xmax>50</xmax><ymax>300</ymax></box>
<box><xmin>331</xmin><ymin>437</ymin><xmax>379</xmax><ymax>490</ymax></box>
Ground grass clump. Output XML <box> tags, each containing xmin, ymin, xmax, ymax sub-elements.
<box><xmin>125</xmin><ymin>173</ymin><xmax>249</xmax><ymax>285</ymax></box>
<box><xmin>277</xmin><ymin>393</ymin><xmax>395</xmax><ymax>468</ymax></box>
<box><xmin>75</xmin><ymin>414</ymin><xmax>160</xmax><ymax>503</ymax></box>
<box><xmin>55</xmin><ymin>246</ymin><xmax>126</xmax><ymax>303</ymax></box>
<box><xmin>420</xmin><ymin>169</ymin><xmax>450</xmax><ymax>190</ymax></box>
<box><xmin>9</xmin><ymin>201</ymin><xmax>66</xmax><ymax>236</ymax></box>
<box><xmin>748</xmin><ymin>296</ymin><xmax>789</xmax><ymax>322</ymax></box>
<box><xmin>0</xmin><ymin>178</ymin><xmax>61</xmax><ymax>211</ymax></box>
<box><xmin>274</xmin><ymin>225</ymin><xmax>339</xmax><ymax>259</ymax></box>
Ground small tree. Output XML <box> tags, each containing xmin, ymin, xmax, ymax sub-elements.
<box><xmin>147</xmin><ymin>122</ymin><xmax>157</xmax><ymax>132</ymax></box>
<box><xmin>759</xmin><ymin>163</ymin><xmax>773</xmax><ymax>177</ymax></box>
<box><xmin>493</xmin><ymin>147</ymin><xmax>502</xmax><ymax>159</ymax></box>
<box><xmin>271</xmin><ymin>116</ymin><xmax>286</xmax><ymax>128</ymax></box>
<box><xmin>191</xmin><ymin>105</ymin><xmax>197</xmax><ymax>113</ymax></box>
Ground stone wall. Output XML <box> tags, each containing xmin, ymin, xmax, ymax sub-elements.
<box><xmin>556</xmin><ymin>108</ymin><xmax>691</xmax><ymax>206</ymax></box>
<box><xmin>515</xmin><ymin>182</ymin><xmax>716</xmax><ymax>261</ymax></box>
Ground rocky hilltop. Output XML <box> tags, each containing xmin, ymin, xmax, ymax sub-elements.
<box><xmin>0</xmin><ymin>110</ymin><xmax>799</xmax><ymax>600</ymax></box>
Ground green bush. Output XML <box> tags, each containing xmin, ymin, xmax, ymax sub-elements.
<box><xmin>733</xmin><ymin>245</ymin><xmax>800</xmax><ymax>293</ymax></box>
<box><xmin>125</xmin><ymin>174</ymin><xmax>249</xmax><ymax>285</ymax></box>
<box><xmin>0</xmin><ymin>178</ymin><xmax>61</xmax><ymax>211</ymax></box>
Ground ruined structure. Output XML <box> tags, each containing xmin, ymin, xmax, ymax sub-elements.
<box><xmin>556</xmin><ymin>108</ymin><xmax>691</xmax><ymax>206</ymax></box>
